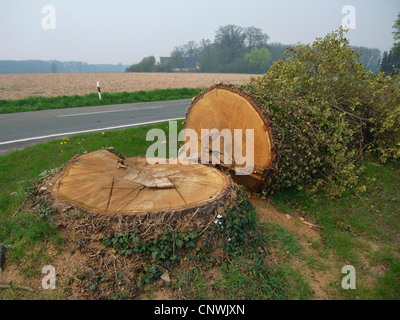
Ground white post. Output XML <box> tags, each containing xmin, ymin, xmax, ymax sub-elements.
<box><xmin>97</xmin><ymin>81</ymin><xmax>102</xmax><ymax>99</ymax></box>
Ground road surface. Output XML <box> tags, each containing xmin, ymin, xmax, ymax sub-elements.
<box><xmin>0</xmin><ymin>99</ymin><xmax>191</xmax><ymax>156</ymax></box>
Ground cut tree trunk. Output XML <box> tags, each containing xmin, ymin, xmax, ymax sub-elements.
<box><xmin>184</xmin><ymin>84</ymin><xmax>275</xmax><ymax>190</ymax></box>
<box><xmin>50</xmin><ymin>150</ymin><xmax>231</xmax><ymax>216</ymax></box>
<box><xmin>43</xmin><ymin>150</ymin><xmax>235</xmax><ymax>238</ymax></box>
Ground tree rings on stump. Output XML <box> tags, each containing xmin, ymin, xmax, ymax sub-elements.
<box><xmin>184</xmin><ymin>84</ymin><xmax>276</xmax><ymax>190</ymax></box>
<box><xmin>42</xmin><ymin>150</ymin><xmax>235</xmax><ymax>239</ymax></box>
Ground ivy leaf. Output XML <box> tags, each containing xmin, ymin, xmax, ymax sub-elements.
<box><xmin>175</xmin><ymin>239</ymin><xmax>184</xmax><ymax>248</ymax></box>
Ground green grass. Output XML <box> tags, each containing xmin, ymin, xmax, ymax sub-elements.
<box><xmin>271</xmin><ymin>159</ymin><xmax>400</xmax><ymax>299</ymax></box>
<box><xmin>370</xmin><ymin>249</ymin><xmax>400</xmax><ymax>299</ymax></box>
<box><xmin>0</xmin><ymin>88</ymin><xmax>201</xmax><ymax>114</ymax></box>
<box><xmin>213</xmin><ymin>257</ymin><xmax>312</xmax><ymax>300</ymax></box>
<box><xmin>169</xmin><ymin>192</ymin><xmax>313</xmax><ymax>300</ymax></box>
<box><xmin>177</xmin><ymin>258</ymin><xmax>312</xmax><ymax>300</ymax></box>
<box><xmin>265</xmin><ymin>222</ymin><xmax>302</xmax><ymax>257</ymax></box>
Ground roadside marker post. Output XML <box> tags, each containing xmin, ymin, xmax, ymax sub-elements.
<box><xmin>97</xmin><ymin>81</ymin><xmax>102</xmax><ymax>99</ymax></box>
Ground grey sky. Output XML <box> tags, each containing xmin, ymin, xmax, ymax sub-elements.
<box><xmin>0</xmin><ymin>0</ymin><xmax>399</xmax><ymax>65</ymax></box>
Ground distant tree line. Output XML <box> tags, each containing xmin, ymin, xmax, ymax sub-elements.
<box><xmin>353</xmin><ymin>46</ymin><xmax>381</xmax><ymax>74</ymax></box>
<box><xmin>127</xmin><ymin>25</ymin><xmax>275</xmax><ymax>74</ymax></box>
<box><xmin>126</xmin><ymin>24</ymin><xmax>383</xmax><ymax>74</ymax></box>
<box><xmin>125</xmin><ymin>56</ymin><xmax>156</xmax><ymax>72</ymax></box>
<box><xmin>379</xmin><ymin>13</ymin><xmax>400</xmax><ymax>74</ymax></box>
<box><xmin>0</xmin><ymin>60</ymin><xmax>128</xmax><ymax>74</ymax></box>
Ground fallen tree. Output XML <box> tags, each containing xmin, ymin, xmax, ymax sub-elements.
<box><xmin>185</xmin><ymin>28</ymin><xmax>400</xmax><ymax>196</ymax></box>
<box><xmin>38</xmin><ymin>29</ymin><xmax>399</xmax><ymax>244</ymax></box>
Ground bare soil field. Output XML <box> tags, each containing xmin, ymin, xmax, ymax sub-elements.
<box><xmin>0</xmin><ymin>73</ymin><xmax>257</xmax><ymax>100</ymax></box>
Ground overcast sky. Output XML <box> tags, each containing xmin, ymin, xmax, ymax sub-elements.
<box><xmin>0</xmin><ymin>0</ymin><xmax>399</xmax><ymax>65</ymax></box>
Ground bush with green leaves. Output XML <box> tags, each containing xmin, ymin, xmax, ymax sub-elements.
<box><xmin>244</xmin><ymin>28</ymin><xmax>400</xmax><ymax>195</ymax></box>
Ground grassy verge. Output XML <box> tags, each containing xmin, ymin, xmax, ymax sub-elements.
<box><xmin>0</xmin><ymin>122</ymin><xmax>399</xmax><ymax>300</ymax></box>
<box><xmin>0</xmin><ymin>88</ymin><xmax>201</xmax><ymax>114</ymax></box>
<box><xmin>139</xmin><ymin>191</ymin><xmax>313</xmax><ymax>300</ymax></box>
<box><xmin>271</xmin><ymin>160</ymin><xmax>400</xmax><ymax>299</ymax></box>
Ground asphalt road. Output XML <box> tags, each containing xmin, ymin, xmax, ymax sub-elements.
<box><xmin>0</xmin><ymin>99</ymin><xmax>191</xmax><ymax>156</ymax></box>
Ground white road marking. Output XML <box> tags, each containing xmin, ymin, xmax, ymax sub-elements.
<box><xmin>57</xmin><ymin>109</ymin><xmax>125</xmax><ymax>117</ymax></box>
<box><xmin>0</xmin><ymin>117</ymin><xmax>183</xmax><ymax>146</ymax></box>
<box><xmin>56</xmin><ymin>106</ymin><xmax>165</xmax><ymax>118</ymax></box>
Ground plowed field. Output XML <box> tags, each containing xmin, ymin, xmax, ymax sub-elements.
<box><xmin>0</xmin><ymin>73</ymin><xmax>257</xmax><ymax>100</ymax></box>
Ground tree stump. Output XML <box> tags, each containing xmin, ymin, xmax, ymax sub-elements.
<box><xmin>184</xmin><ymin>84</ymin><xmax>276</xmax><ymax>190</ymax></box>
<box><xmin>50</xmin><ymin>149</ymin><xmax>231</xmax><ymax>215</ymax></box>
<box><xmin>44</xmin><ymin>150</ymin><xmax>235</xmax><ymax>239</ymax></box>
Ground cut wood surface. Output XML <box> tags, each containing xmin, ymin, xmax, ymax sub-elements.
<box><xmin>184</xmin><ymin>84</ymin><xmax>275</xmax><ymax>190</ymax></box>
<box><xmin>50</xmin><ymin>150</ymin><xmax>231</xmax><ymax>216</ymax></box>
